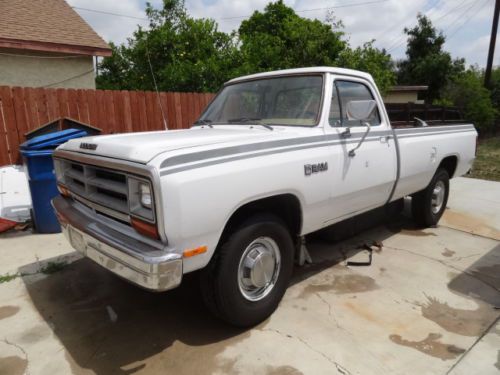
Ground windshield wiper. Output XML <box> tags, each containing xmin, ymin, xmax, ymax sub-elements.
<box><xmin>227</xmin><ymin>117</ymin><xmax>273</xmax><ymax>131</ymax></box>
<box><xmin>193</xmin><ymin>119</ymin><xmax>213</xmax><ymax>128</ymax></box>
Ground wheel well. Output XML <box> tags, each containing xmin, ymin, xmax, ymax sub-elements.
<box><xmin>220</xmin><ymin>194</ymin><xmax>302</xmax><ymax>243</ymax></box>
<box><xmin>438</xmin><ymin>156</ymin><xmax>458</xmax><ymax>178</ymax></box>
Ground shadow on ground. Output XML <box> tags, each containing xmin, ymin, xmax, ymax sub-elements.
<box><xmin>19</xmin><ymin>203</ymin><xmax>496</xmax><ymax>374</ymax></box>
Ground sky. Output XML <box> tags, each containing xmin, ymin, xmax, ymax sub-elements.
<box><xmin>67</xmin><ymin>0</ymin><xmax>499</xmax><ymax>68</ymax></box>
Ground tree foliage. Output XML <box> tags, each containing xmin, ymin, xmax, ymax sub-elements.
<box><xmin>97</xmin><ymin>0</ymin><xmax>395</xmax><ymax>94</ymax></box>
<box><xmin>437</xmin><ymin>67</ymin><xmax>497</xmax><ymax>132</ymax></box>
<box><xmin>397</xmin><ymin>14</ymin><xmax>464</xmax><ymax>102</ymax></box>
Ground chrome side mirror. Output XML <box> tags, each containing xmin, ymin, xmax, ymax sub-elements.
<box><xmin>346</xmin><ymin>100</ymin><xmax>376</xmax><ymax>121</ymax></box>
<box><xmin>345</xmin><ymin>100</ymin><xmax>376</xmax><ymax>157</ymax></box>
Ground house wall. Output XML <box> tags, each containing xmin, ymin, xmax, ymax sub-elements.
<box><xmin>0</xmin><ymin>49</ymin><xmax>95</xmax><ymax>89</ymax></box>
<box><xmin>383</xmin><ymin>91</ymin><xmax>422</xmax><ymax>104</ymax></box>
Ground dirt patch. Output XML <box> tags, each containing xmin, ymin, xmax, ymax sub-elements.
<box><xmin>399</xmin><ymin>229</ymin><xmax>437</xmax><ymax>237</ymax></box>
<box><xmin>0</xmin><ymin>306</ymin><xmax>19</xmax><ymax>320</ymax></box>
<box><xmin>420</xmin><ymin>296</ymin><xmax>498</xmax><ymax>337</ymax></box>
<box><xmin>442</xmin><ymin>248</ymin><xmax>455</xmax><ymax>258</ymax></box>
<box><xmin>0</xmin><ymin>356</ymin><xmax>28</xmax><ymax>375</ymax></box>
<box><xmin>266</xmin><ymin>365</ymin><xmax>304</xmax><ymax>374</ymax></box>
<box><xmin>441</xmin><ymin>210</ymin><xmax>500</xmax><ymax>241</ymax></box>
<box><xmin>389</xmin><ymin>333</ymin><xmax>465</xmax><ymax>360</ymax></box>
<box><xmin>300</xmin><ymin>274</ymin><xmax>378</xmax><ymax>297</ymax></box>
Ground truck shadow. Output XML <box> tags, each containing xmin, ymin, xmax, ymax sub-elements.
<box><xmin>19</xmin><ymin>201</ymin><xmax>442</xmax><ymax>374</ymax></box>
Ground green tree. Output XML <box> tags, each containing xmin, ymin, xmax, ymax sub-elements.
<box><xmin>438</xmin><ymin>67</ymin><xmax>497</xmax><ymax>132</ymax></box>
<box><xmin>97</xmin><ymin>0</ymin><xmax>240</xmax><ymax>92</ymax></box>
<box><xmin>237</xmin><ymin>1</ymin><xmax>346</xmax><ymax>73</ymax></box>
<box><xmin>338</xmin><ymin>42</ymin><xmax>395</xmax><ymax>95</ymax></box>
<box><xmin>397</xmin><ymin>14</ymin><xmax>464</xmax><ymax>102</ymax></box>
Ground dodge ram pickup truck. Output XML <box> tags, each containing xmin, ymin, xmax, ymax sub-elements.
<box><xmin>52</xmin><ymin>67</ymin><xmax>477</xmax><ymax>326</ymax></box>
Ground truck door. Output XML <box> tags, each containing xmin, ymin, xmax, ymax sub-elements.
<box><xmin>326</xmin><ymin>77</ymin><xmax>397</xmax><ymax>222</ymax></box>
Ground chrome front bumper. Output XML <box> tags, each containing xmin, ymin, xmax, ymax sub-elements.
<box><xmin>52</xmin><ymin>196</ymin><xmax>182</xmax><ymax>291</ymax></box>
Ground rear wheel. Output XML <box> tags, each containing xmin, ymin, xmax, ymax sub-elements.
<box><xmin>412</xmin><ymin>168</ymin><xmax>449</xmax><ymax>227</ymax></box>
<box><xmin>200</xmin><ymin>214</ymin><xmax>294</xmax><ymax>327</ymax></box>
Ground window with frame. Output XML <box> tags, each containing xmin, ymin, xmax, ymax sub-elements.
<box><xmin>333</xmin><ymin>80</ymin><xmax>381</xmax><ymax>127</ymax></box>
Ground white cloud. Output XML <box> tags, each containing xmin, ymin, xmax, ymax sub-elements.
<box><xmin>70</xmin><ymin>0</ymin><xmax>497</xmax><ymax>67</ymax></box>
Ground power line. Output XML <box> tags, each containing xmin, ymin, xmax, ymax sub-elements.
<box><xmin>446</xmin><ymin>0</ymin><xmax>491</xmax><ymax>40</ymax></box>
<box><xmin>72</xmin><ymin>6</ymin><xmax>148</xmax><ymax>21</ymax></box>
<box><xmin>43</xmin><ymin>69</ymin><xmax>95</xmax><ymax>88</ymax></box>
<box><xmin>72</xmin><ymin>1</ymin><xmax>389</xmax><ymax>23</ymax></box>
<box><xmin>219</xmin><ymin>0</ymin><xmax>389</xmax><ymax>20</ymax></box>
<box><xmin>386</xmin><ymin>0</ymin><xmax>482</xmax><ymax>53</ymax></box>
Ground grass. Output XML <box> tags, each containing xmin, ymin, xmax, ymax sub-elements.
<box><xmin>0</xmin><ymin>261</ymin><xmax>67</xmax><ymax>284</ymax></box>
<box><xmin>467</xmin><ymin>136</ymin><xmax>500</xmax><ymax>182</ymax></box>
<box><xmin>0</xmin><ymin>273</ymin><xmax>20</xmax><ymax>284</ymax></box>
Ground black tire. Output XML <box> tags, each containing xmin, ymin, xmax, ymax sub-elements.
<box><xmin>200</xmin><ymin>214</ymin><xmax>294</xmax><ymax>327</ymax></box>
<box><xmin>411</xmin><ymin>168</ymin><xmax>449</xmax><ymax>227</ymax></box>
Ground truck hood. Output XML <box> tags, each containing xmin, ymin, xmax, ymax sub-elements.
<box><xmin>58</xmin><ymin>127</ymin><xmax>300</xmax><ymax>164</ymax></box>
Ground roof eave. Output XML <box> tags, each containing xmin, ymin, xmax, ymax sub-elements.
<box><xmin>0</xmin><ymin>38</ymin><xmax>112</xmax><ymax>57</ymax></box>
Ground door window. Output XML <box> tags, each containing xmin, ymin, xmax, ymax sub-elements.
<box><xmin>334</xmin><ymin>80</ymin><xmax>381</xmax><ymax>127</ymax></box>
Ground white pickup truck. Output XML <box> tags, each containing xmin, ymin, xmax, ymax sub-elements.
<box><xmin>52</xmin><ymin>67</ymin><xmax>477</xmax><ymax>326</ymax></box>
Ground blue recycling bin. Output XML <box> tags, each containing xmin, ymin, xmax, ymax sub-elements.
<box><xmin>21</xmin><ymin>129</ymin><xmax>88</xmax><ymax>233</ymax></box>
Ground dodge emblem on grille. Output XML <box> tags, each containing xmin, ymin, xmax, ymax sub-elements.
<box><xmin>80</xmin><ymin>142</ymin><xmax>97</xmax><ymax>150</ymax></box>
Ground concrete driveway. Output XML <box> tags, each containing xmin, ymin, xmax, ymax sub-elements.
<box><xmin>0</xmin><ymin>177</ymin><xmax>499</xmax><ymax>375</ymax></box>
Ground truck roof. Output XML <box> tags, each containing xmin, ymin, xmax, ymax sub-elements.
<box><xmin>226</xmin><ymin>66</ymin><xmax>374</xmax><ymax>85</ymax></box>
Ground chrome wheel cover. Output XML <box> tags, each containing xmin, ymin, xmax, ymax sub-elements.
<box><xmin>431</xmin><ymin>180</ymin><xmax>446</xmax><ymax>214</ymax></box>
<box><xmin>238</xmin><ymin>237</ymin><xmax>281</xmax><ymax>302</ymax></box>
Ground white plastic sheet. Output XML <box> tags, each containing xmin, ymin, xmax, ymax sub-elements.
<box><xmin>0</xmin><ymin>165</ymin><xmax>32</xmax><ymax>223</ymax></box>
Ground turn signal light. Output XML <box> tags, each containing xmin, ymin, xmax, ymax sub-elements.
<box><xmin>57</xmin><ymin>184</ymin><xmax>70</xmax><ymax>197</ymax></box>
<box><xmin>131</xmin><ymin>217</ymin><xmax>159</xmax><ymax>239</ymax></box>
<box><xmin>183</xmin><ymin>246</ymin><xmax>207</xmax><ymax>258</ymax></box>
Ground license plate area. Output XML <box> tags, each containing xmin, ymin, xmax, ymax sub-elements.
<box><xmin>69</xmin><ymin>227</ymin><xmax>86</xmax><ymax>253</ymax></box>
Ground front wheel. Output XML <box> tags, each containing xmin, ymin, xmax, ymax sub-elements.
<box><xmin>411</xmin><ymin>168</ymin><xmax>450</xmax><ymax>227</ymax></box>
<box><xmin>200</xmin><ymin>214</ymin><xmax>294</xmax><ymax>327</ymax></box>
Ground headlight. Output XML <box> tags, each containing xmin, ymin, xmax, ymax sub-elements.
<box><xmin>139</xmin><ymin>183</ymin><xmax>152</xmax><ymax>208</ymax></box>
<box><xmin>127</xmin><ymin>177</ymin><xmax>154</xmax><ymax>221</ymax></box>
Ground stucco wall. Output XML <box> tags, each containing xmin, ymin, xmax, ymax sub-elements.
<box><xmin>0</xmin><ymin>49</ymin><xmax>95</xmax><ymax>89</ymax></box>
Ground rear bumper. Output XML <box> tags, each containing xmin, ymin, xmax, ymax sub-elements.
<box><xmin>52</xmin><ymin>196</ymin><xmax>182</xmax><ymax>291</ymax></box>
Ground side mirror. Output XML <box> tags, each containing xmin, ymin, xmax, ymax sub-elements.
<box><xmin>345</xmin><ymin>100</ymin><xmax>376</xmax><ymax>121</ymax></box>
<box><xmin>344</xmin><ymin>100</ymin><xmax>377</xmax><ymax>157</ymax></box>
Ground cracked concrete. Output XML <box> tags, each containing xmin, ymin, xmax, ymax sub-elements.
<box><xmin>0</xmin><ymin>177</ymin><xmax>499</xmax><ymax>375</ymax></box>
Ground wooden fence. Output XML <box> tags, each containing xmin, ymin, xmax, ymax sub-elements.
<box><xmin>0</xmin><ymin>86</ymin><xmax>215</xmax><ymax>165</ymax></box>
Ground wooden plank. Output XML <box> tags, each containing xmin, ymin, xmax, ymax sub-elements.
<box><xmin>34</xmin><ymin>87</ymin><xmax>49</xmax><ymax>126</ymax></box>
<box><xmin>94</xmin><ymin>90</ymin><xmax>104</xmax><ymax>129</ymax></box>
<box><xmin>173</xmin><ymin>92</ymin><xmax>182</xmax><ymax>129</ymax></box>
<box><xmin>0</xmin><ymin>87</ymin><xmax>20</xmax><ymax>163</ymax></box>
<box><xmin>165</xmin><ymin>93</ymin><xmax>176</xmax><ymax>130</ymax></box>
<box><xmin>56</xmin><ymin>88</ymin><xmax>70</xmax><ymax>118</ymax></box>
<box><xmin>180</xmin><ymin>93</ymin><xmax>190</xmax><ymax>129</ymax></box>
<box><xmin>46</xmin><ymin>88</ymin><xmax>60</xmax><ymax>121</ymax></box>
<box><xmin>24</xmin><ymin>87</ymin><xmax>39</xmax><ymax>131</ymax></box>
<box><xmin>0</xmin><ymin>93</ymin><xmax>13</xmax><ymax>165</ymax></box>
<box><xmin>11</xmin><ymin>87</ymin><xmax>29</xmax><ymax>144</ymax></box>
<box><xmin>103</xmin><ymin>90</ymin><xmax>116</xmax><ymax>133</ymax></box>
<box><xmin>129</xmin><ymin>90</ymin><xmax>140</xmax><ymax>132</ymax></box>
<box><xmin>145</xmin><ymin>91</ymin><xmax>157</xmax><ymax>131</ymax></box>
<box><xmin>137</xmin><ymin>91</ymin><xmax>148</xmax><ymax>132</ymax></box>
<box><xmin>67</xmin><ymin>89</ymin><xmax>79</xmax><ymax>120</ymax></box>
<box><xmin>122</xmin><ymin>90</ymin><xmax>133</xmax><ymax>132</ymax></box>
<box><xmin>86</xmin><ymin>89</ymin><xmax>99</xmax><ymax>127</ymax></box>
<box><xmin>77</xmin><ymin>89</ymin><xmax>90</xmax><ymax>124</ymax></box>
<box><xmin>112</xmin><ymin>90</ymin><xmax>124</xmax><ymax>133</ymax></box>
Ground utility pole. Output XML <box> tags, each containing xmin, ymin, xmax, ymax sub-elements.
<box><xmin>484</xmin><ymin>0</ymin><xmax>500</xmax><ymax>88</ymax></box>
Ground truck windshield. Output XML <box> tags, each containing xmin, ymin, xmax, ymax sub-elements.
<box><xmin>197</xmin><ymin>75</ymin><xmax>323</xmax><ymax>127</ymax></box>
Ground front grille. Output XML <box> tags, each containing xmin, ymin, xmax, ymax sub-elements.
<box><xmin>58</xmin><ymin>159</ymin><xmax>130</xmax><ymax>216</ymax></box>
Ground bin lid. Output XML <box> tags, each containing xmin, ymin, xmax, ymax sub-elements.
<box><xmin>20</xmin><ymin>128</ymin><xmax>88</xmax><ymax>150</ymax></box>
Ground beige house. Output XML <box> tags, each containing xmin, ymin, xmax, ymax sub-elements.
<box><xmin>383</xmin><ymin>86</ymin><xmax>428</xmax><ymax>104</ymax></box>
<box><xmin>0</xmin><ymin>0</ymin><xmax>111</xmax><ymax>89</ymax></box>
